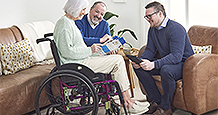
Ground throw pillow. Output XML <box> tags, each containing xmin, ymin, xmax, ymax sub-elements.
<box><xmin>0</xmin><ymin>38</ymin><xmax>34</xmax><ymax>75</ymax></box>
<box><xmin>192</xmin><ymin>45</ymin><xmax>212</xmax><ymax>54</ymax></box>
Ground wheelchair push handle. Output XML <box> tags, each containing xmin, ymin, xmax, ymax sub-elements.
<box><xmin>44</xmin><ymin>33</ymin><xmax>53</xmax><ymax>38</ymax></box>
<box><xmin>36</xmin><ymin>33</ymin><xmax>53</xmax><ymax>44</ymax></box>
<box><xmin>36</xmin><ymin>38</ymin><xmax>49</xmax><ymax>44</ymax></box>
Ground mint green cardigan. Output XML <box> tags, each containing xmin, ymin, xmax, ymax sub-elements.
<box><xmin>53</xmin><ymin>16</ymin><xmax>93</xmax><ymax>65</ymax></box>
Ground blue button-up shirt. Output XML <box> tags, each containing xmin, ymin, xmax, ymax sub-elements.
<box><xmin>156</xmin><ymin>17</ymin><xmax>169</xmax><ymax>30</ymax></box>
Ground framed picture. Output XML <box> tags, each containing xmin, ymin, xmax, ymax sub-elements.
<box><xmin>113</xmin><ymin>0</ymin><xmax>126</xmax><ymax>3</ymax></box>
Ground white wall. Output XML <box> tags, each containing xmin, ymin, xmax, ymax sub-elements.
<box><xmin>188</xmin><ymin>0</ymin><xmax>218</xmax><ymax>29</ymax></box>
<box><xmin>167</xmin><ymin>0</ymin><xmax>187</xmax><ymax>28</ymax></box>
<box><xmin>1</xmin><ymin>0</ymin><xmax>217</xmax><ymax>48</ymax></box>
<box><xmin>167</xmin><ymin>0</ymin><xmax>218</xmax><ymax>30</ymax></box>
<box><xmin>0</xmin><ymin>0</ymin><xmax>150</xmax><ymax>48</ymax></box>
<box><xmin>0</xmin><ymin>0</ymin><xmax>65</xmax><ymax>28</ymax></box>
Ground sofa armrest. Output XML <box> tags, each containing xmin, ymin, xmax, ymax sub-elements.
<box><xmin>182</xmin><ymin>53</ymin><xmax>218</xmax><ymax>114</ymax></box>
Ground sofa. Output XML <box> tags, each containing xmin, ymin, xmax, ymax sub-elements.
<box><xmin>0</xmin><ymin>22</ymin><xmax>56</xmax><ymax>115</ymax></box>
<box><xmin>138</xmin><ymin>25</ymin><xmax>218</xmax><ymax>115</ymax></box>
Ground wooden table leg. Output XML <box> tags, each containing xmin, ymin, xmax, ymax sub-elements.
<box><xmin>118</xmin><ymin>47</ymin><xmax>139</xmax><ymax>98</ymax></box>
<box><xmin>124</xmin><ymin>59</ymin><xmax>135</xmax><ymax>97</ymax></box>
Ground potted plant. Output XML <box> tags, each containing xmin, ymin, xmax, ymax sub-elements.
<box><xmin>103</xmin><ymin>11</ymin><xmax>138</xmax><ymax>55</ymax></box>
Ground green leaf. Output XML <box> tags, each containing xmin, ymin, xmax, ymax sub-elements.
<box><xmin>109</xmin><ymin>24</ymin><xmax>116</xmax><ymax>36</ymax></box>
<box><xmin>109</xmin><ymin>24</ymin><xmax>116</xmax><ymax>30</ymax></box>
<box><xmin>110</xmin><ymin>29</ymin><xmax>114</xmax><ymax>36</ymax></box>
<box><xmin>118</xmin><ymin>29</ymin><xmax>138</xmax><ymax>40</ymax></box>
<box><xmin>103</xmin><ymin>11</ymin><xmax>119</xmax><ymax>21</ymax></box>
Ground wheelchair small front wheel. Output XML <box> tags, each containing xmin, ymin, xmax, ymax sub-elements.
<box><xmin>34</xmin><ymin>70</ymin><xmax>99</xmax><ymax>115</ymax></box>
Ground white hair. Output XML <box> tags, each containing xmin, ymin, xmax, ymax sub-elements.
<box><xmin>63</xmin><ymin>0</ymin><xmax>89</xmax><ymax>18</ymax></box>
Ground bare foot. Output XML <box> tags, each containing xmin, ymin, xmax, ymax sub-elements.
<box><xmin>122</xmin><ymin>90</ymin><xmax>136</xmax><ymax>109</ymax></box>
<box><xmin>125</xmin><ymin>90</ymin><xmax>135</xmax><ymax>103</ymax></box>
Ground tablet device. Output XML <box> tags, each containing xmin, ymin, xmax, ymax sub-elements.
<box><xmin>126</xmin><ymin>55</ymin><xmax>142</xmax><ymax>64</ymax></box>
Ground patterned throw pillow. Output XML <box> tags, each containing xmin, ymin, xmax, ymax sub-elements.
<box><xmin>192</xmin><ymin>45</ymin><xmax>212</xmax><ymax>54</ymax></box>
<box><xmin>0</xmin><ymin>38</ymin><xmax>34</xmax><ymax>75</ymax></box>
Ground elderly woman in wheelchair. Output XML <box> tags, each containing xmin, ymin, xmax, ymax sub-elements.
<box><xmin>34</xmin><ymin>0</ymin><xmax>149</xmax><ymax>114</ymax></box>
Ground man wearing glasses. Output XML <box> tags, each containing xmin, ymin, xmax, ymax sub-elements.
<box><xmin>132</xmin><ymin>1</ymin><xmax>194</xmax><ymax>115</ymax></box>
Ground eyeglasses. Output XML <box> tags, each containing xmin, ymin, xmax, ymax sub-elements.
<box><xmin>144</xmin><ymin>11</ymin><xmax>159</xmax><ymax>20</ymax></box>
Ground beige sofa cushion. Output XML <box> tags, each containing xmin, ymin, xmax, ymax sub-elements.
<box><xmin>0</xmin><ymin>64</ymin><xmax>55</xmax><ymax>115</ymax></box>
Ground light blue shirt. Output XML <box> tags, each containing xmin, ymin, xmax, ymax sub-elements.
<box><xmin>156</xmin><ymin>17</ymin><xmax>169</xmax><ymax>30</ymax></box>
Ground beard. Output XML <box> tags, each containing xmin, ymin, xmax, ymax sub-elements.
<box><xmin>91</xmin><ymin>16</ymin><xmax>101</xmax><ymax>25</ymax></box>
<box><xmin>149</xmin><ymin>20</ymin><xmax>158</xmax><ymax>28</ymax></box>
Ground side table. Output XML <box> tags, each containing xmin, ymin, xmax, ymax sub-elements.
<box><xmin>118</xmin><ymin>47</ymin><xmax>139</xmax><ymax>97</ymax></box>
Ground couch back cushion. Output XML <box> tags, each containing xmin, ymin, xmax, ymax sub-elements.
<box><xmin>0</xmin><ymin>26</ymin><xmax>23</xmax><ymax>45</ymax></box>
<box><xmin>188</xmin><ymin>25</ymin><xmax>218</xmax><ymax>54</ymax></box>
<box><xmin>138</xmin><ymin>45</ymin><xmax>146</xmax><ymax>58</ymax></box>
<box><xmin>0</xmin><ymin>26</ymin><xmax>27</xmax><ymax>75</ymax></box>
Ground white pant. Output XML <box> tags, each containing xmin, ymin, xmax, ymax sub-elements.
<box><xmin>83</xmin><ymin>54</ymin><xmax>130</xmax><ymax>92</ymax></box>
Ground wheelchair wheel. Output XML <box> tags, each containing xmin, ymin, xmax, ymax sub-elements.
<box><xmin>35</xmin><ymin>70</ymin><xmax>99</xmax><ymax>115</ymax></box>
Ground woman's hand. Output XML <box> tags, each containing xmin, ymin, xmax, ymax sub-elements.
<box><xmin>106</xmin><ymin>50</ymin><xmax>117</xmax><ymax>55</ymax></box>
<box><xmin>91</xmin><ymin>44</ymin><xmax>101</xmax><ymax>53</ymax></box>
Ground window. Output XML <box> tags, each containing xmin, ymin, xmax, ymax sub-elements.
<box><xmin>168</xmin><ymin>0</ymin><xmax>218</xmax><ymax>29</ymax></box>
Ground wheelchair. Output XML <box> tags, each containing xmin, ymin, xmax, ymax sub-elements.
<box><xmin>34</xmin><ymin>33</ymin><xmax>128</xmax><ymax>115</ymax></box>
